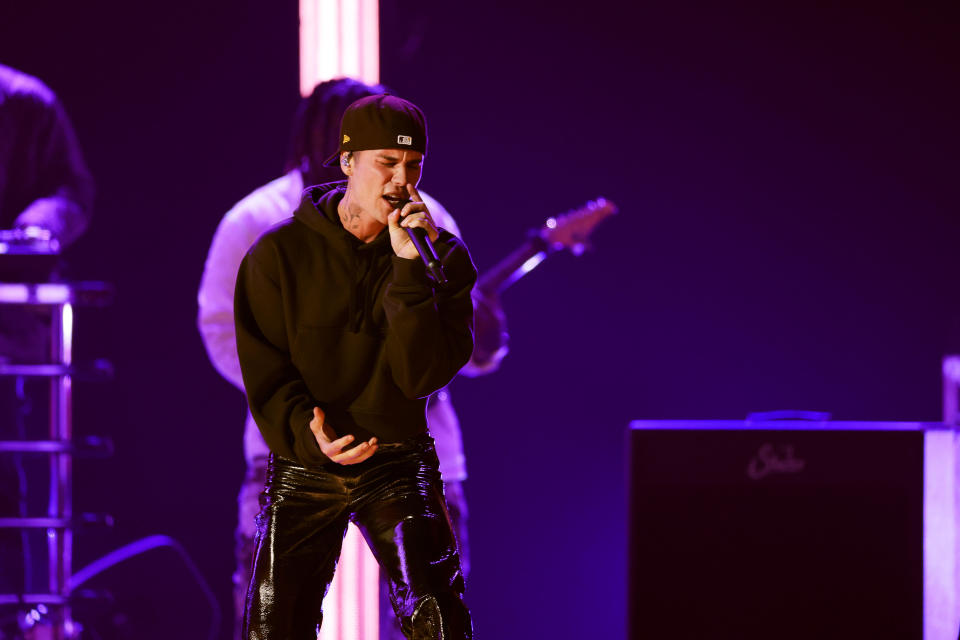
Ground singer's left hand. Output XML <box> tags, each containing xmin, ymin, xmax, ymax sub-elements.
<box><xmin>388</xmin><ymin>183</ymin><xmax>439</xmax><ymax>260</ymax></box>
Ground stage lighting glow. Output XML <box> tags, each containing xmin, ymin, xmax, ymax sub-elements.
<box><xmin>520</xmin><ymin>253</ymin><xmax>547</xmax><ymax>275</ymax></box>
<box><xmin>318</xmin><ymin>524</ymin><xmax>380</xmax><ymax>640</ymax></box>
<box><xmin>300</xmin><ymin>0</ymin><xmax>379</xmax><ymax>96</ymax></box>
<box><xmin>301</xmin><ymin>2</ymin><xmax>383</xmax><ymax>636</ymax></box>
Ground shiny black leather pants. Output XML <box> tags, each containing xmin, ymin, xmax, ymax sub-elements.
<box><xmin>242</xmin><ymin>435</ymin><xmax>472</xmax><ymax>640</ymax></box>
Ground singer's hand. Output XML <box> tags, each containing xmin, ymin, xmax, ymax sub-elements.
<box><xmin>388</xmin><ymin>183</ymin><xmax>439</xmax><ymax>259</ymax></box>
<box><xmin>309</xmin><ymin>407</ymin><xmax>378</xmax><ymax>464</ymax></box>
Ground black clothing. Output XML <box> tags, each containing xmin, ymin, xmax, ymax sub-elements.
<box><xmin>242</xmin><ymin>439</ymin><xmax>471</xmax><ymax>640</ymax></box>
<box><xmin>235</xmin><ymin>179</ymin><xmax>476</xmax><ymax>639</ymax></box>
<box><xmin>0</xmin><ymin>64</ymin><xmax>93</xmax><ymax>245</ymax></box>
<box><xmin>234</xmin><ymin>181</ymin><xmax>477</xmax><ymax>467</ymax></box>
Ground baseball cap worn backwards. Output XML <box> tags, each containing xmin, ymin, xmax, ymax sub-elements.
<box><xmin>323</xmin><ymin>94</ymin><xmax>428</xmax><ymax>166</ymax></box>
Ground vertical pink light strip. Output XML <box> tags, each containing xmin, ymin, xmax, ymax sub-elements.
<box><xmin>300</xmin><ymin>0</ymin><xmax>379</xmax><ymax>97</ymax></box>
<box><xmin>356</xmin><ymin>534</ymin><xmax>365</xmax><ymax>640</ymax></box>
<box><xmin>341</xmin><ymin>0</ymin><xmax>360</xmax><ymax>79</ymax></box>
<box><xmin>929</xmin><ymin>358</ymin><xmax>960</xmax><ymax>640</ymax></box>
<box><xmin>361</xmin><ymin>524</ymin><xmax>379</xmax><ymax>639</ymax></box>
<box><xmin>342</xmin><ymin>525</ymin><xmax>360</xmax><ymax>640</ymax></box>
<box><xmin>299</xmin><ymin>0</ymin><xmax>317</xmax><ymax>97</ymax></box>
<box><xmin>319</xmin><ymin>524</ymin><xmax>380</xmax><ymax>640</ymax></box>
<box><xmin>360</xmin><ymin>0</ymin><xmax>379</xmax><ymax>84</ymax></box>
<box><xmin>301</xmin><ymin>2</ymin><xmax>382</xmax><ymax>637</ymax></box>
<box><xmin>923</xmin><ymin>428</ymin><xmax>958</xmax><ymax>640</ymax></box>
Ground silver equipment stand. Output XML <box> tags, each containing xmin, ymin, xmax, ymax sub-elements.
<box><xmin>0</xmin><ymin>281</ymin><xmax>113</xmax><ymax>638</ymax></box>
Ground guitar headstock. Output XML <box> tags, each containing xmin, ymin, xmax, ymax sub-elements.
<box><xmin>540</xmin><ymin>198</ymin><xmax>617</xmax><ymax>255</ymax></box>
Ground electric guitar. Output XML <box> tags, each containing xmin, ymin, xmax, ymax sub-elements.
<box><xmin>475</xmin><ymin>197</ymin><xmax>618</xmax><ymax>296</ymax></box>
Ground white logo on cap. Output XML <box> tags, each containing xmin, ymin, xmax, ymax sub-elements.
<box><xmin>398</xmin><ymin>135</ymin><xmax>412</xmax><ymax>145</ymax></box>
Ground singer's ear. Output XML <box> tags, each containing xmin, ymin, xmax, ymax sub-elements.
<box><xmin>340</xmin><ymin>152</ymin><xmax>353</xmax><ymax>176</ymax></box>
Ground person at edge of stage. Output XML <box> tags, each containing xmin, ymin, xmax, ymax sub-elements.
<box><xmin>0</xmin><ymin>62</ymin><xmax>94</xmax><ymax>357</ymax></box>
<box><xmin>0</xmin><ymin>62</ymin><xmax>94</xmax><ymax>635</ymax></box>
<box><xmin>0</xmin><ymin>63</ymin><xmax>93</xmax><ymax>249</ymax></box>
<box><xmin>197</xmin><ymin>78</ymin><xmax>506</xmax><ymax>640</ymax></box>
<box><xmin>233</xmin><ymin>93</ymin><xmax>476</xmax><ymax>638</ymax></box>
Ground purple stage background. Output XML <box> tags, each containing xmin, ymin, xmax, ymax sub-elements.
<box><xmin>2</xmin><ymin>0</ymin><xmax>958</xmax><ymax>637</ymax></box>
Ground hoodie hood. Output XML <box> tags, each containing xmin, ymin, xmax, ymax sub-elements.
<box><xmin>292</xmin><ymin>180</ymin><xmax>346</xmax><ymax>234</ymax></box>
<box><xmin>293</xmin><ymin>180</ymin><xmax>393</xmax><ymax>252</ymax></box>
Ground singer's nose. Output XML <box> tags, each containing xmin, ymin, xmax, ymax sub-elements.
<box><xmin>392</xmin><ymin>164</ymin><xmax>408</xmax><ymax>186</ymax></box>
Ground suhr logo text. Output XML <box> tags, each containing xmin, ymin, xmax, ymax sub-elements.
<box><xmin>747</xmin><ymin>443</ymin><xmax>806</xmax><ymax>480</ymax></box>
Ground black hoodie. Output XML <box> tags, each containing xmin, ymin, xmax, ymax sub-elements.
<box><xmin>234</xmin><ymin>181</ymin><xmax>477</xmax><ymax>467</ymax></box>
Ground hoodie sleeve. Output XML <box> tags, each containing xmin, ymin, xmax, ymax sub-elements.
<box><xmin>382</xmin><ymin>230</ymin><xmax>478</xmax><ymax>399</ymax></box>
<box><xmin>234</xmin><ymin>245</ymin><xmax>329</xmax><ymax>467</ymax></box>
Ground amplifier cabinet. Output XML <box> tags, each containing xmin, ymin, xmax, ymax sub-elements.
<box><xmin>627</xmin><ymin>421</ymin><xmax>957</xmax><ymax>640</ymax></box>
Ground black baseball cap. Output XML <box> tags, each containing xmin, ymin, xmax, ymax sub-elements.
<box><xmin>322</xmin><ymin>94</ymin><xmax>428</xmax><ymax>167</ymax></box>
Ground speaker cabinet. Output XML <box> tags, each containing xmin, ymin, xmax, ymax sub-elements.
<box><xmin>627</xmin><ymin>420</ymin><xmax>956</xmax><ymax>640</ymax></box>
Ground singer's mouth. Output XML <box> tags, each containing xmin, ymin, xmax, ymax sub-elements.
<box><xmin>382</xmin><ymin>195</ymin><xmax>409</xmax><ymax>209</ymax></box>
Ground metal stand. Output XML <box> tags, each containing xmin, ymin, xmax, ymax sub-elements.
<box><xmin>0</xmin><ymin>282</ymin><xmax>112</xmax><ymax>638</ymax></box>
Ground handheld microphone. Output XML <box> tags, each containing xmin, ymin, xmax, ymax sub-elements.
<box><xmin>397</xmin><ymin>199</ymin><xmax>448</xmax><ymax>286</ymax></box>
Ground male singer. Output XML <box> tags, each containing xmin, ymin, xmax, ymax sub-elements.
<box><xmin>234</xmin><ymin>94</ymin><xmax>475</xmax><ymax>639</ymax></box>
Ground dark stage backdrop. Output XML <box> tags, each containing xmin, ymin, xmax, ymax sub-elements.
<box><xmin>2</xmin><ymin>0</ymin><xmax>958</xmax><ymax>638</ymax></box>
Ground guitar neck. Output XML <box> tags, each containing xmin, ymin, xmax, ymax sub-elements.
<box><xmin>476</xmin><ymin>233</ymin><xmax>551</xmax><ymax>296</ymax></box>
<box><xmin>475</xmin><ymin>197</ymin><xmax>615</xmax><ymax>296</ymax></box>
